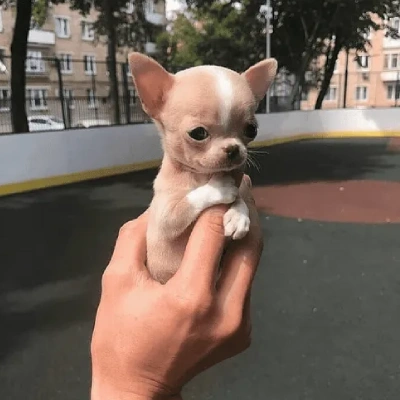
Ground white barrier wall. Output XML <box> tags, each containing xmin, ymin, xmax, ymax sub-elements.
<box><xmin>0</xmin><ymin>108</ymin><xmax>399</xmax><ymax>196</ymax></box>
<box><xmin>255</xmin><ymin>108</ymin><xmax>400</xmax><ymax>142</ymax></box>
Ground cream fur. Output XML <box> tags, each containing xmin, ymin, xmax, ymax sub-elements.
<box><xmin>128</xmin><ymin>53</ymin><xmax>278</xmax><ymax>284</ymax></box>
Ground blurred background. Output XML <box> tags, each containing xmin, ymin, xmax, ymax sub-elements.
<box><xmin>0</xmin><ymin>0</ymin><xmax>399</xmax><ymax>134</ymax></box>
<box><xmin>1</xmin><ymin>2</ymin><xmax>400</xmax><ymax>400</ymax></box>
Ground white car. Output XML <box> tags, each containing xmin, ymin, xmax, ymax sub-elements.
<box><xmin>28</xmin><ymin>116</ymin><xmax>65</xmax><ymax>132</ymax></box>
<box><xmin>73</xmin><ymin>119</ymin><xmax>111</xmax><ymax>128</ymax></box>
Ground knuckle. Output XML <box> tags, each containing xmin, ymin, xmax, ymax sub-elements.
<box><xmin>173</xmin><ymin>291</ymin><xmax>214</xmax><ymax>317</ymax></box>
<box><xmin>205</xmin><ymin>210</ymin><xmax>225</xmax><ymax>236</ymax></box>
<box><xmin>118</xmin><ymin>219</ymin><xmax>138</xmax><ymax>237</ymax></box>
<box><xmin>219</xmin><ymin>314</ymin><xmax>243</xmax><ymax>339</ymax></box>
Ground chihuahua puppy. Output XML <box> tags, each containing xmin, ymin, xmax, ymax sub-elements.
<box><xmin>128</xmin><ymin>53</ymin><xmax>277</xmax><ymax>284</ymax></box>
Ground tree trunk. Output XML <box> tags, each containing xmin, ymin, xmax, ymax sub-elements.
<box><xmin>287</xmin><ymin>19</ymin><xmax>322</xmax><ymax>108</ymax></box>
<box><xmin>314</xmin><ymin>37</ymin><xmax>342</xmax><ymax>110</ymax></box>
<box><xmin>10</xmin><ymin>0</ymin><xmax>33</xmax><ymax>133</ymax></box>
<box><xmin>103</xmin><ymin>0</ymin><xmax>120</xmax><ymax>125</ymax></box>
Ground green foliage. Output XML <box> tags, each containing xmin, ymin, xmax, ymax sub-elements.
<box><xmin>162</xmin><ymin>0</ymin><xmax>399</xmax><ymax>73</ymax></box>
<box><xmin>32</xmin><ymin>0</ymin><xmax>49</xmax><ymax>27</ymax></box>
<box><xmin>69</xmin><ymin>0</ymin><xmax>151</xmax><ymax>51</ymax></box>
<box><xmin>158</xmin><ymin>1</ymin><xmax>266</xmax><ymax>72</ymax></box>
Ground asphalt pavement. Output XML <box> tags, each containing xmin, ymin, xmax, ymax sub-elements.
<box><xmin>0</xmin><ymin>138</ymin><xmax>399</xmax><ymax>400</ymax></box>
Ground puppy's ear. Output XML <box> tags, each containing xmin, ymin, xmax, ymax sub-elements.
<box><xmin>242</xmin><ymin>58</ymin><xmax>278</xmax><ymax>102</ymax></box>
<box><xmin>128</xmin><ymin>52</ymin><xmax>174</xmax><ymax>119</ymax></box>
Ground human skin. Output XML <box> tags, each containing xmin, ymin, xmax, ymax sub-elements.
<box><xmin>90</xmin><ymin>175</ymin><xmax>263</xmax><ymax>400</ymax></box>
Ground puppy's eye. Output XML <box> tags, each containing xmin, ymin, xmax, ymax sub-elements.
<box><xmin>244</xmin><ymin>123</ymin><xmax>258</xmax><ymax>139</ymax></box>
<box><xmin>188</xmin><ymin>127</ymin><xmax>209</xmax><ymax>141</ymax></box>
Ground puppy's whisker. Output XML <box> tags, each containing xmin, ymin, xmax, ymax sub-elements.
<box><xmin>249</xmin><ymin>149</ymin><xmax>270</xmax><ymax>155</ymax></box>
<box><xmin>246</xmin><ymin>154</ymin><xmax>260</xmax><ymax>172</ymax></box>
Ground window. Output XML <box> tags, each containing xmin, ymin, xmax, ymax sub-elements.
<box><xmin>82</xmin><ymin>21</ymin><xmax>94</xmax><ymax>41</ymax></box>
<box><xmin>0</xmin><ymin>88</ymin><xmax>10</xmax><ymax>111</ymax></box>
<box><xmin>390</xmin><ymin>17</ymin><xmax>400</xmax><ymax>35</ymax></box>
<box><xmin>384</xmin><ymin>53</ymin><xmax>400</xmax><ymax>70</ymax></box>
<box><xmin>26</xmin><ymin>50</ymin><xmax>45</xmax><ymax>73</ymax></box>
<box><xmin>0</xmin><ymin>48</ymin><xmax>6</xmax><ymax>73</ymax></box>
<box><xmin>63</xmin><ymin>89</ymin><xmax>74</xmax><ymax>100</ymax></box>
<box><xmin>356</xmin><ymin>55</ymin><xmax>369</xmax><ymax>70</ymax></box>
<box><xmin>59</xmin><ymin>54</ymin><xmax>72</xmax><ymax>73</ymax></box>
<box><xmin>384</xmin><ymin>54</ymin><xmax>390</xmax><ymax>69</ymax></box>
<box><xmin>355</xmin><ymin>86</ymin><xmax>368</xmax><ymax>101</ymax></box>
<box><xmin>324</xmin><ymin>86</ymin><xmax>337</xmax><ymax>101</ymax></box>
<box><xmin>146</xmin><ymin>0</ymin><xmax>155</xmax><ymax>14</ymax></box>
<box><xmin>27</xmin><ymin>88</ymin><xmax>48</xmax><ymax>109</ymax></box>
<box><xmin>86</xmin><ymin>88</ymin><xmax>97</xmax><ymax>107</ymax></box>
<box><xmin>55</xmin><ymin>17</ymin><xmax>70</xmax><ymax>38</ymax></box>
<box><xmin>129</xmin><ymin>89</ymin><xmax>137</xmax><ymax>105</ymax></box>
<box><xmin>387</xmin><ymin>84</ymin><xmax>400</xmax><ymax>101</ymax></box>
<box><xmin>56</xmin><ymin>88</ymin><xmax>74</xmax><ymax>107</ymax></box>
<box><xmin>84</xmin><ymin>55</ymin><xmax>96</xmax><ymax>74</ymax></box>
<box><xmin>392</xmin><ymin>54</ymin><xmax>398</xmax><ymax>69</ymax></box>
<box><xmin>0</xmin><ymin>6</ymin><xmax>3</xmax><ymax>32</ymax></box>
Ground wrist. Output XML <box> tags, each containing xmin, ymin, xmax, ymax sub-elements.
<box><xmin>91</xmin><ymin>377</ymin><xmax>182</xmax><ymax>400</ymax></box>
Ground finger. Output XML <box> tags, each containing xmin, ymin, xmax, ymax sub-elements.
<box><xmin>242</xmin><ymin>174</ymin><xmax>252</xmax><ymax>189</ymax></box>
<box><xmin>217</xmin><ymin>197</ymin><xmax>263</xmax><ymax>306</ymax></box>
<box><xmin>174</xmin><ymin>204</ymin><xmax>229</xmax><ymax>291</ymax></box>
<box><xmin>232</xmin><ymin>170</ymin><xmax>244</xmax><ymax>187</ymax></box>
<box><xmin>106</xmin><ymin>210</ymin><xmax>150</xmax><ymax>278</ymax></box>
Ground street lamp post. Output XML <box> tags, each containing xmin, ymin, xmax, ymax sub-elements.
<box><xmin>260</xmin><ymin>0</ymin><xmax>272</xmax><ymax>113</ymax></box>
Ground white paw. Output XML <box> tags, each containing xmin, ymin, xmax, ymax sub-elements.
<box><xmin>187</xmin><ymin>175</ymin><xmax>238</xmax><ymax>212</ymax></box>
<box><xmin>207</xmin><ymin>175</ymin><xmax>238</xmax><ymax>205</ymax></box>
<box><xmin>223</xmin><ymin>199</ymin><xmax>250</xmax><ymax>240</ymax></box>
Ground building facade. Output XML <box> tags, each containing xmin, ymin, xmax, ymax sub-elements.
<box><xmin>0</xmin><ymin>1</ymin><xmax>166</xmax><ymax>130</ymax></box>
<box><xmin>301</xmin><ymin>16</ymin><xmax>400</xmax><ymax>110</ymax></box>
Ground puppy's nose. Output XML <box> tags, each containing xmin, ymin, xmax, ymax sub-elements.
<box><xmin>224</xmin><ymin>144</ymin><xmax>240</xmax><ymax>160</ymax></box>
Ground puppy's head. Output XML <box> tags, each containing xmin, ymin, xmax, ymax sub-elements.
<box><xmin>129</xmin><ymin>53</ymin><xmax>277</xmax><ymax>173</ymax></box>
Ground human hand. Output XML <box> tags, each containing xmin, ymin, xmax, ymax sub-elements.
<box><xmin>90</xmin><ymin>175</ymin><xmax>263</xmax><ymax>400</ymax></box>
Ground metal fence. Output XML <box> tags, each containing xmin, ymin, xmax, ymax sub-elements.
<box><xmin>1</xmin><ymin>53</ymin><xmax>400</xmax><ymax>134</ymax></box>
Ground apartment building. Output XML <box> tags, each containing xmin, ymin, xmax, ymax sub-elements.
<box><xmin>0</xmin><ymin>1</ymin><xmax>166</xmax><ymax>125</ymax></box>
<box><xmin>301</xmin><ymin>16</ymin><xmax>400</xmax><ymax>110</ymax></box>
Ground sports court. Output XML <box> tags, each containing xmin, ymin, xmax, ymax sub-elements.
<box><xmin>0</xmin><ymin>138</ymin><xmax>399</xmax><ymax>400</ymax></box>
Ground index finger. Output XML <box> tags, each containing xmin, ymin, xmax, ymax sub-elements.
<box><xmin>173</xmin><ymin>204</ymin><xmax>229</xmax><ymax>292</ymax></box>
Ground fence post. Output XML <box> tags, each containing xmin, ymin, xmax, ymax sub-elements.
<box><xmin>343</xmin><ymin>49</ymin><xmax>349</xmax><ymax>109</ymax></box>
<box><xmin>121</xmin><ymin>61</ymin><xmax>131</xmax><ymax>124</ymax></box>
<box><xmin>91</xmin><ymin>72</ymin><xmax>99</xmax><ymax>122</ymax></box>
<box><xmin>55</xmin><ymin>57</ymin><xmax>68</xmax><ymax>128</ymax></box>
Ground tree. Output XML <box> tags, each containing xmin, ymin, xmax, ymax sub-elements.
<box><xmin>6</xmin><ymin>0</ymin><xmax>33</xmax><ymax>133</ymax></box>
<box><xmin>164</xmin><ymin>0</ymin><xmax>400</xmax><ymax>109</ymax></box>
<box><xmin>71</xmin><ymin>0</ymin><xmax>151</xmax><ymax>125</ymax></box>
<box><xmin>3</xmin><ymin>0</ymin><xmax>66</xmax><ymax>133</ymax></box>
<box><xmin>314</xmin><ymin>0</ymin><xmax>400</xmax><ymax>109</ymax></box>
<box><xmin>157</xmin><ymin>1</ymin><xmax>266</xmax><ymax>73</ymax></box>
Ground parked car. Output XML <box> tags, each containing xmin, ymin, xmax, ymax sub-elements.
<box><xmin>73</xmin><ymin>119</ymin><xmax>111</xmax><ymax>128</ymax></box>
<box><xmin>28</xmin><ymin>116</ymin><xmax>65</xmax><ymax>132</ymax></box>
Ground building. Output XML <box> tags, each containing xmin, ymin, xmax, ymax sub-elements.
<box><xmin>0</xmin><ymin>1</ymin><xmax>166</xmax><ymax>130</ymax></box>
<box><xmin>301</xmin><ymin>16</ymin><xmax>400</xmax><ymax>110</ymax></box>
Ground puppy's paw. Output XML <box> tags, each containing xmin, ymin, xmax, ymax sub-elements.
<box><xmin>208</xmin><ymin>175</ymin><xmax>238</xmax><ymax>205</ymax></box>
<box><xmin>223</xmin><ymin>199</ymin><xmax>250</xmax><ymax>240</ymax></box>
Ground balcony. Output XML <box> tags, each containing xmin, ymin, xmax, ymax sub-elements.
<box><xmin>383</xmin><ymin>37</ymin><xmax>400</xmax><ymax>49</ymax></box>
<box><xmin>28</xmin><ymin>30</ymin><xmax>55</xmax><ymax>46</ymax></box>
<box><xmin>145</xmin><ymin>42</ymin><xmax>157</xmax><ymax>54</ymax></box>
<box><xmin>145</xmin><ymin>11</ymin><xmax>167</xmax><ymax>25</ymax></box>
<box><xmin>381</xmin><ymin>71</ymin><xmax>400</xmax><ymax>82</ymax></box>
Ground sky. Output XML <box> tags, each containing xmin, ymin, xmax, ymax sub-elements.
<box><xmin>165</xmin><ymin>0</ymin><xmax>186</xmax><ymax>18</ymax></box>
